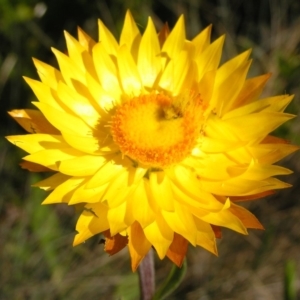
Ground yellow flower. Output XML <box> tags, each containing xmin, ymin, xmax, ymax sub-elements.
<box><xmin>7</xmin><ymin>11</ymin><xmax>298</xmax><ymax>271</ymax></box>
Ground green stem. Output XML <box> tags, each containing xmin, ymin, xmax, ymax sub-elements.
<box><xmin>138</xmin><ymin>249</ymin><xmax>155</xmax><ymax>300</ymax></box>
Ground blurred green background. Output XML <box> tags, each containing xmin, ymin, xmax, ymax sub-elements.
<box><xmin>1</xmin><ymin>0</ymin><xmax>300</xmax><ymax>299</ymax></box>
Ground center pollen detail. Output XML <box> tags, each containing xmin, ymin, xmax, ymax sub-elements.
<box><xmin>111</xmin><ymin>93</ymin><xmax>204</xmax><ymax>168</ymax></box>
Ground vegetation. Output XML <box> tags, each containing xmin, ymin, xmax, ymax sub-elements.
<box><xmin>1</xmin><ymin>0</ymin><xmax>300</xmax><ymax>299</ymax></box>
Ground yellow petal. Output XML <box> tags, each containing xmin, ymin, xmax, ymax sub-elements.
<box><xmin>86</xmin><ymin>157</ymin><xmax>126</xmax><ymax>188</ymax></box>
<box><xmin>199</xmin><ymin>177</ymin><xmax>291</xmax><ymax>196</ymax></box>
<box><xmin>64</xmin><ymin>31</ymin><xmax>87</xmax><ymax>70</ymax></box>
<box><xmin>184</xmin><ymin>153</ymin><xmax>234</xmax><ymax>181</ymax></box>
<box><xmin>24</xmin><ymin>77</ymin><xmax>62</xmax><ymax>111</ymax></box>
<box><xmin>73</xmin><ymin>202</ymin><xmax>109</xmax><ymax>245</ymax></box>
<box><xmin>250</xmin><ymin>141</ymin><xmax>299</xmax><ymax>164</ymax></box>
<box><xmin>117</xmin><ymin>45</ymin><xmax>142</xmax><ymax>96</ymax></box>
<box><xmin>217</xmin><ymin>49</ymin><xmax>251</xmax><ymax>79</ymax></box>
<box><xmin>64</xmin><ymin>31</ymin><xmax>97</xmax><ymax>80</ymax></box>
<box><xmin>205</xmin><ymin>112</ymin><xmax>295</xmax><ymax>142</ymax></box>
<box><xmin>192</xmin><ymin>24</ymin><xmax>212</xmax><ymax>54</ymax></box>
<box><xmin>33</xmin><ymin>58</ymin><xmax>64</xmax><ymax>89</ymax></box>
<box><xmin>92</xmin><ymin>43</ymin><xmax>122</xmax><ymax>99</ymax></box>
<box><xmin>42</xmin><ymin>177</ymin><xmax>86</xmax><ymax>204</ymax></box>
<box><xmin>58</xmin><ymin>155</ymin><xmax>106</xmax><ymax>176</ymax></box>
<box><xmin>195</xmin><ymin>232</ymin><xmax>218</xmax><ymax>255</ymax></box>
<box><xmin>52</xmin><ymin>47</ymin><xmax>86</xmax><ymax>88</ymax></box>
<box><xmin>195</xmin><ymin>35</ymin><xmax>225</xmax><ymax>79</ymax></box>
<box><xmin>24</xmin><ymin>147</ymin><xmax>84</xmax><ymax>170</ymax></box>
<box><xmin>227</xmin><ymin>162</ymin><xmax>292</xmax><ymax>181</ymax></box>
<box><xmin>127</xmin><ymin>180</ymin><xmax>155</xmax><ymax>228</ymax></box>
<box><xmin>214</xmin><ymin>60</ymin><xmax>252</xmax><ymax>116</ymax></box>
<box><xmin>253</xmin><ymin>95</ymin><xmax>294</xmax><ymax>113</ymax></box>
<box><xmin>120</xmin><ymin>10</ymin><xmax>141</xmax><ymax>60</ymax></box>
<box><xmin>107</xmin><ymin>201</ymin><xmax>128</xmax><ymax>235</ymax></box>
<box><xmin>8</xmin><ymin>109</ymin><xmax>59</xmax><ymax>134</ymax></box>
<box><xmin>223</xmin><ymin>94</ymin><xmax>294</xmax><ymax>120</ymax></box>
<box><xmin>162</xmin><ymin>15</ymin><xmax>185</xmax><ymax>59</ymax></box>
<box><xmin>234</xmin><ymin>73</ymin><xmax>271</xmax><ymax>108</ymax></box>
<box><xmin>171</xmin><ymin>182</ymin><xmax>220</xmax><ymax>213</ymax></box>
<box><xmin>128</xmin><ymin>221</ymin><xmax>152</xmax><ymax>271</ymax></box>
<box><xmin>143</xmin><ymin>216</ymin><xmax>173</xmax><ymax>259</ymax></box>
<box><xmin>56</xmin><ymin>81</ymin><xmax>101</xmax><ymax>129</ymax></box>
<box><xmin>98</xmin><ymin>19</ymin><xmax>119</xmax><ymax>55</ymax></box>
<box><xmin>210</xmin><ymin>50</ymin><xmax>252</xmax><ymax>114</ymax></box>
<box><xmin>103</xmin><ymin>173</ymin><xmax>132</xmax><ymax>208</ymax></box>
<box><xmin>62</xmin><ymin>132</ymin><xmax>116</xmax><ymax>156</ymax></box>
<box><xmin>6</xmin><ymin>134</ymin><xmax>68</xmax><ymax>154</ymax></box>
<box><xmin>194</xmin><ymin>217</ymin><xmax>218</xmax><ymax>255</ymax></box>
<box><xmin>33</xmin><ymin>173</ymin><xmax>70</xmax><ymax>191</ymax></box>
<box><xmin>224</xmin><ymin>112</ymin><xmax>295</xmax><ymax>141</ymax></box>
<box><xmin>68</xmin><ymin>181</ymin><xmax>109</xmax><ymax>205</ymax></box>
<box><xmin>204</xmin><ymin>114</ymin><xmax>240</xmax><ymax>141</ymax></box>
<box><xmin>168</xmin><ymin>165</ymin><xmax>228</xmax><ymax>211</ymax></box>
<box><xmin>198</xmin><ymin>70</ymin><xmax>216</xmax><ymax>107</ymax></box>
<box><xmin>149</xmin><ymin>172</ymin><xmax>174</xmax><ymax>211</ymax></box>
<box><xmin>137</xmin><ymin>17</ymin><xmax>161</xmax><ymax>87</ymax></box>
<box><xmin>33</xmin><ymin>102</ymin><xmax>93</xmax><ymax>136</ymax></box>
<box><xmin>195</xmin><ymin>207</ymin><xmax>248</xmax><ymax>235</ymax></box>
<box><xmin>159</xmin><ymin>50</ymin><xmax>192</xmax><ymax>95</ymax></box>
<box><xmin>162</xmin><ymin>202</ymin><xmax>197</xmax><ymax>246</ymax></box>
<box><xmin>200</xmin><ymin>137</ymin><xmax>243</xmax><ymax>155</ymax></box>
<box><xmin>20</xmin><ymin>161</ymin><xmax>51</xmax><ymax>172</ymax></box>
<box><xmin>77</xmin><ymin>27</ymin><xmax>96</xmax><ymax>52</ymax></box>
<box><xmin>85</xmin><ymin>71</ymin><xmax>119</xmax><ymax>112</ymax></box>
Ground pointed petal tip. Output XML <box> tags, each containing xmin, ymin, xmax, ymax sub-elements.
<box><xmin>130</xmin><ymin>254</ymin><xmax>145</xmax><ymax>272</ymax></box>
<box><xmin>23</xmin><ymin>76</ymin><xmax>35</xmax><ymax>86</ymax></box>
<box><xmin>41</xmin><ymin>200</ymin><xmax>53</xmax><ymax>205</ymax></box>
<box><xmin>8</xmin><ymin>109</ymin><xmax>24</xmax><ymax>117</ymax></box>
<box><xmin>51</xmin><ymin>47</ymin><xmax>57</xmax><ymax>55</ymax></box>
<box><xmin>207</xmin><ymin>239</ymin><xmax>219</xmax><ymax>256</ymax></box>
<box><xmin>219</xmin><ymin>34</ymin><xmax>226</xmax><ymax>41</ymax></box>
<box><xmin>31</xmin><ymin>58</ymin><xmax>45</xmax><ymax>70</ymax></box>
<box><xmin>7</xmin><ymin>111</ymin><xmax>14</xmax><ymax>118</ymax></box>
<box><xmin>63</xmin><ymin>31</ymin><xmax>75</xmax><ymax>44</ymax></box>
<box><xmin>244</xmin><ymin>48</ymin><xmax>253</xmax><ymax>56</ymax></box>
<box><xmin>178</xmin><ymin>14</ymin><xmax>185</xmax><ymax>23</ymax></box>
<box><xmin>72</xmin><ymin>234</ymin><xmax>83</xmax><ymax>246</ymax></box>
<box><xmin>5</xmin><ymin>135</ymin><xmax>14</xmax><ymax>142</ymax></box>
<box><xmin>257</xmin><ymin>224</ymin><xmax>265</xmax><ymax>230</ymax></box>
<box><xmin>97</xmin><ymin>18</ymin><xmax>105</xmax><ymax>29</ymax></box>
<box><xmin>32</xmin><ymin>57</ymin><xmax>38</xmax><ymax>64</ymax></box>
<box><xmin>125</xmin><ymin>9</ymin><xmax>133</xmax><ymax>18</ymax></box>
<box><xmin>41</xmin><ymin>199</ymin><xmax>53</xmax><ymax>205</ymax></box>
<box><xmin>131</xmin><ymin>263</ymin><xmax>138</xmax><ymax>272</ymax></box>
<box><xmin>167</xmin><ymin>252</ymin><xmax>186</xmax><ymax>267</ymax></box>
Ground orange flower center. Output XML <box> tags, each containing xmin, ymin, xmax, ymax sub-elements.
<box><xmin>111</xmin><ymin>93</ymin><xmax>204</xmax><ymax>168</ymax></box>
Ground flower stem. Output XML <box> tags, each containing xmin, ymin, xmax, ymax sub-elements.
<box><xmin>138</xmin><ymin>249</ymin><xmax>155</xmax><ymax>300</ymax></box>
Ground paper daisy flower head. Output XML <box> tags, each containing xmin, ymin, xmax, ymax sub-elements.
<box><xmin>7</xmin><ymin>11</ymin><xmax>298</xmax><ymax>271</ymax></box>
